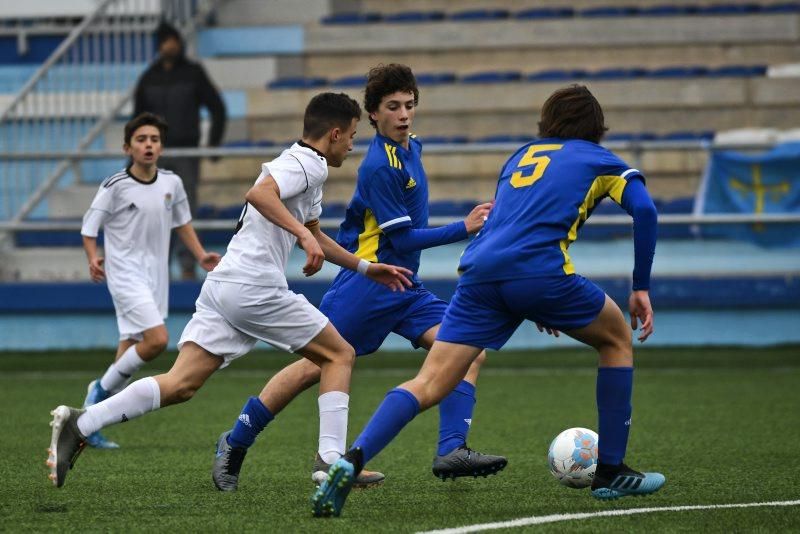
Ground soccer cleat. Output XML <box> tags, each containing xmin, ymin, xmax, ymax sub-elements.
<box><xmin>432</xmin><ymin>445</ymin><xmax>508</xmax><ymax>480</ymax></box>
<box><xmin>47</xmin><ymin>405</ymin><xmax>87</xmax><ymax>488</ymax></box>
<box><xmin>311</xmin><ymin>453</ymin><xmax>385</xmax><ymax>489</ymax></box>
<box><xmin>311</xmin><ymin>457</ymin><xmax>355</xmax><ymax>517</ymax></box>
<box><xmin>591</xmin><ymin>463</ymin><xmax>666</xmax><ymax>500</ymax></box>
<box><xmin>82</xmin><ymin>380</ymin><xmax>119</xmax><ymax>449</ymax></box>
<box><xmin>212</xmin><ymin>431</ymin><xmax>247</xmax><ymax>491</ymax></box>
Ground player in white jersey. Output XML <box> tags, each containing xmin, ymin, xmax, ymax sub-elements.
<box><xmin>46</xmin><ymin>92</ymin><xmax>413</xmax><ymax>488</ymax></box>
<box><xmin>80</xmin><ymin>112</ymin><xmax>220</xmax><ymax>449</ymax></box>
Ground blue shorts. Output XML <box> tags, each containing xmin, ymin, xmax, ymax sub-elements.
<box><xmin>437</xmin><ymin>275</ymin><xmax>606</xmax><ymax>350</ymax></box>
<box><xmin>320</xmin><ymin>270</ymin><xmax>446</xmax><ymax>356</ymax></box>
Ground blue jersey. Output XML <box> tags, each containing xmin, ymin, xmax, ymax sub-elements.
<box><xmin>336</xmin><ymin>132</ymin><xmax>429</xmax><ymax>276</ymax></box>
<box><xmin>458</xmin><ymin>139</ymin><xmax>644</xmax><ymax>285</ymax></box>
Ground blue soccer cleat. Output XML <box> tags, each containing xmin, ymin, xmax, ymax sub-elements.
<box><xmin>311</xmin><ymin>457</ymin><xmax>355</xmax><ymax>517</ymax></box>
<box><xmin>591</xmin><ymin>463</ymin><xmax>665</xmax><ymax>500</ymax></box>
<box><xmin>82</xmin><ymin>379</ymin><xmax>119</xmax><ymax>449</ymax></box>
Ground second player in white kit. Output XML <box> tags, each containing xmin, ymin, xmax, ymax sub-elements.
<box><xmin>48</xmin><ymin>92</ymin><xmax>413</xmax><ymax>489</ymax></box>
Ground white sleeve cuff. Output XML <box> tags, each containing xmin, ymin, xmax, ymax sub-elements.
<box><xmin>378</xmin><ymin>216</ymin><xmax>412</xmax><ymax>230</ymax></box>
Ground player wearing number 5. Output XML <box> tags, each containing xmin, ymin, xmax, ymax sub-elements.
<box><xmin>313</xmin><ymin>84</ymin><xmax>663</xmax><ymax>517</ymax></box>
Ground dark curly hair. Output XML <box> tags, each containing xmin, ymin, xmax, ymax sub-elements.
<box><xmin>364</xmin><ymin>64</ymin><xmax>419</xmax><ymax>129</ymax></box>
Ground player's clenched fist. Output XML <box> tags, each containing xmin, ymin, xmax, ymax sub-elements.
<box><xmin>464</xmin><ymin>201</ymin><xmax>494</xmax><ymax>234</ymax></box>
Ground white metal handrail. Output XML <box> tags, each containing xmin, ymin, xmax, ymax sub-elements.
<box><xmin>0</xmin><ymin>0</ymin><xmax>222</xmax><ymax>223</ymax></box>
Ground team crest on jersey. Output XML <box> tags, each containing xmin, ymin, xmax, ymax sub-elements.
<box><xmin>406</xmin><ymin>177</ymin><xmax>417</xmax><ymax>189</ymax></box>
<box><xmin>164</xmin><ymin>193</ymin><xmax>172</xmax><ymax>210</ymax></box>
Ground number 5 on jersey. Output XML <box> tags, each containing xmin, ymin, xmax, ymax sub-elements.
<box><xmin>510</xmin><ymin>144</ymin><xmax>563</xmax><ymax>188</ymax></box>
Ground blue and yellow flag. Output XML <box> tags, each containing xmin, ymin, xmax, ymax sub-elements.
<box><xmin>695</xmin><ymin>142</ymin><xmax>800</xmax><ymax>247</ymax></box>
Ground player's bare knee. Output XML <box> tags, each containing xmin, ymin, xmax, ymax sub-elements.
<box><xmin>299</xmin><ymin>359</ymin><xmax>323</xmax><ymax>386</ymax></box>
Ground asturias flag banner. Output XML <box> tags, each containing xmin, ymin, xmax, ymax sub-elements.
<box><xmin>695</xmin><ymin>142</ymin><xmax>800</xmax><ymax>247</ymax></box>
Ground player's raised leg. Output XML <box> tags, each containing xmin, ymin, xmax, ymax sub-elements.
<box><xmin>312</xmin><ymin>340</ymin><xmax>482</xmax><ymax>517</ymax></box>
<box><xmin>83</xmin><ymin>324</ymin><xmax>168</xmax><ymax>449</ymax></box>
<box><xmin>213</xmin><ymin>324</ymin><xmax>366</xmax><ymax>491</ymax></box>
<box><xmin>48</xmin><ymin>342</ymin><xmax>221</xmax><ymax>487</ymax></box>
<box><xmin>413</xmin><ymin>327</ymin><xmax>507</xmax><ymax>480</ymax></box>
<box><xmin>564</xmin><ymin>294</ymin><xmax>665</xmax><ymax>500</ymax></box>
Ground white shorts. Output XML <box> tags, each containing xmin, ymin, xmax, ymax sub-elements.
<box><xmin>178</xmin><ymin>280</ymin><xmax>329</xmax><ymax>367</ymax></box>
<box><xmin>116</xmin><ymin>299</ymin><xmax>165</xmax><ymax>341</ymax></box>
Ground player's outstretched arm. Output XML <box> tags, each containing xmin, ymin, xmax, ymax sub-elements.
<box><xmin>81</xmin><ymin>235</ymin><xmax>105</xmax><ymax>282</ymax></box>
<box><xmin>307</xmin><ymin>221</ymin><xmax>413</xmax><ymax>291</ymax></box>
<box><xmin>174</xmin><ymin>224</ymin><xmax>221</xmax><ymax>271</ymax></box>
<box><xmin>244</xmin><ymin>176</ymin><xmax>325</xmax><ymax>276</ymax></box>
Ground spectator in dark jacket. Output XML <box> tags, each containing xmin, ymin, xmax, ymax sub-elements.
<box><xmin>134</xmin><ymin>21</ymin><xmax>226</xmax><ymax>279</ymax></box>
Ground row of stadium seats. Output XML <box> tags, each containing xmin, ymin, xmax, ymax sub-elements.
<box><xmin>322</xmin><ymin>2</ymin><xmax>800</xmax><ymax>24</ymax></box>
<box><xmin>268</xmin><ymin>65</ymin><xmax>768</xmax><ymax>89</ymax></box>
<box><xmin>224</xmin><ymin>131</ymin><xmax>716</xmax><ymax>149</ymax></box>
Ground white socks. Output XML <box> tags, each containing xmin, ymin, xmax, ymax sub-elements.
<box><xmin>77</xmin><ymin>377</ymin><xmax>161</xmax><ymax>437</ymax></box>
<box><xmin>100</xmin><ymin>344</ymin><xmax>146</xmax><ymax>393</ymax></box>
<box><xmin>318</xmin><ymin>391</ymin><xmax>349</xmax><ymax>464</ymax></box>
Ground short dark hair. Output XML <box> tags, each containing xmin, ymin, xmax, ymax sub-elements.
<box><xmin>303</xmin><ymin>92</ymin><xmax>362</xmax><ymax>140</ymax></box>
<box><xmin>124</xmin><ymin>112</ymin><xmax>168</xmax><ymax>145</ymax></box>
<box><xmin>538</xmin><ymin>85</ymin><xmax>608</xmax><ymax>143</ymax></box>
<box><xmin>364</xmin><ymin>64</ymin><xmax>419</xmax><ymax>129</ymax></box>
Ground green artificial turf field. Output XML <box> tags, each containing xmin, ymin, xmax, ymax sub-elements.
<box><xmin>1</xmin><ymin>347</ymin><xmax>798</xmax><ymax>532</ymax></box>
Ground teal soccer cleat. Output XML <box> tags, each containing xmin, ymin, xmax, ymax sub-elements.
<box><xmin>591</xmin><ymin>463</ymin><xmax>665</xmax><ymax>500</ymax></box>
<box><xmin>82</xmin><ymin>380</ymin><xmax>119</xmax><ymax>449</ymax></box>
<box><xmin>311</xmin><ymin>457</ymin><xmax>355</xmax><ymax>517</ymax></box>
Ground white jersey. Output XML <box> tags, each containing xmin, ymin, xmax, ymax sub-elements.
<box><xmin>208</xmin><ymin>142</ymin><xmax>326</xmax><ymax>288</ymax></box>
<box><xmin>81</xmin><ymin>167</ymin><xmax>192</xmax><ymax>317</ymax></box>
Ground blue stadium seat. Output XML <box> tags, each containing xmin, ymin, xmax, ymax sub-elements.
<box><xmin>580</xmin><ymin>6</ymin><xmax>639</xmax><ymax>17</ymax></box>
<box><xmin>707</xmin><ymin>65</ymin><xmax>767</xmax><ymax>77</ymax></box>
<box><xmin>449</xmin><ymin>9</ymin><xmax>510</xmax><ymax>21</ymax></box>
<box><xmin>515</xmin><ymin>7</ymin><xmax>574</xmax><ymax>19</ymax></box>
<box><xmin>331</xmin><ymin>74</ymin><xmax>367</xmax><ymax>87</ymax></box>
<box><xmin>696</xmin><ymin>3</ymin><xmax>760</xmax><ymax>15</ymax></box>
<box><xmin>414</xmin><ymin>72</ymin><xmax>457</xmax><ymax>85</ymax></box>
<box><xmin>196</xmin><ymin>205</ymin><xmax>218</xmax><ymax>219</ymax></box>
<box><xmin>268</xmin><ymin>76</ymin><xmax>328</xmax><ymax>89</ymax></box>
<box><xmin>429</xmin><ymin>200</ymin><xmax>477</xmax><ymax>216</ymax></box>
<box><xmin>256</xmin><ymin>139</ymin><xmax>277</xmax><ymax>147</ymax></box>
<box><xmin>460</xmin><ymin>71</ymin><xmax>522</xmax><ymax>84</ymax></box>
<box><xmin>223</xmin><ymin>140</ymin><xmax>256</xmax><ymax>148</ymax></box>
<box><xmin>217</xmin><ymin>205</ymin><xmax>245</xmax><ymax>219</ymax></box>
<box><xmin>353</xmin><ymin>137</ymin><xmax>372</xmax><ymax>146</ymax></box>
<box><xmin>321</xmin><ymin>12</ymin><xmax>382</xmax><ymax>24</ymax></box>
<box><xmin>420</xmin><ymin>135</ymin><xmax>469</xmax><ymax>144</ymax></box>
<box><xmin>658</xmin><ymin>196</ymin><xmax>696</xmax><ymax>239</ymax></box>
<box><xmin>761</xmin><ymin>2</ymin><xmax>800</xmax><ymax>14</ymax></box>
<box><xmin>638</xmin><ymin>5</ymin><xmax>697</xmax><ymax>16</ymax></box>
<box><xmin>526</xmin><ymin>69</ymin><xmax>587</xmax><ymax>82</ymax></box>
<box><xmin>384</xmin><ymin>11</ymin><xmax>445</xmax><ymax>23</ymax></box>
<box><xmin>586</xmin><ymin>67</ymin><xmax>647</xmax><ymax>80</ymax></box>
<box><xmin>647</xmin><ymin>66</ymin><xmax>709</xmax><ymax>78</ymax></box>
<box><xmin>659</xmin><ymin>130</ymin><xmax>715</xmax><ymax>141</ymax></box>
<box><xmin>603</xmin><ymin>132</ymin><xmax>638</xmax><ymax>142</ymax></box>
<box><xmin>475</xmin><ymin>134</ymin><xmax>536</xmax><ymax>144</ymax></box>
<box><xmin>322</xmin><ymin>202</ymin><xmax>347</xmax><ymax>219</ymax></box>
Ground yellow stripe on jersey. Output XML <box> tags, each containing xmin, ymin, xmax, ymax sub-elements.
<box><xmin>355</xmin><ymin>208</ymin><xmax>381</xmax><ymax>262</ymax></box>
<box><xmin>383</xmin><ymin>143</ymin><xmax>402</xmax><ymax>169</ymax></box>
<box><xmin>560</xmin><ymin>174</ymin><xmax>629</xmax><ymax>275</ymax></box>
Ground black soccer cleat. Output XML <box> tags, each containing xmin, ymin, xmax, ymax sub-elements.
<box><xmin>432</xmin><ymin>445</ymin><xmax>507</xmax><ymax>481</ymax></box>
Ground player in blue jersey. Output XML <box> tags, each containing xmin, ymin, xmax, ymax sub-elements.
<box><xmin>313</xmin><ymin>84</ymin><xmax>664</xmax><ymax>516</ymax></box>
<box><xmin>212</xmin><ymin>64</ymin><xmax>506</xmax><ymax>492</ymax></box>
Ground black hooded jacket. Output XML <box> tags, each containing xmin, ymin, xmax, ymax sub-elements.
<box><xmin>133</xmin><ymin>54</ymin><xmax>226</xmax><ymax>148</ymax></box>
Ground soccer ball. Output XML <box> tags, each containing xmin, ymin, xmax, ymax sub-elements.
<box><xmin>547</xmin><ymin>427</ymin><xmax>598</xmax><ymax>489</ymax></box>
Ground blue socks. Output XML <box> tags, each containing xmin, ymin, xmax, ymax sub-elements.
<box><xmin>596</xmin><ymin>367</ymin><xmax>633</xmax><ymax>465</ymax></box>
<box><xmin>352</xmin><ymin>388</ymin><xmax>420</xmax><ymax>464</ymax></box>
<box><xmin>228</xmin><ymin>396</ymin><xmax>275</xmax><ymax>449</ymax></box>
<box><xmin>437</xmin><ymin>380</ymin><xmax>476</xmax><ymax>456</ymax></box>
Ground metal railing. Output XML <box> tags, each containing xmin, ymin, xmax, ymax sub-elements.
<box><xmin>0</xmin><ymin>0</ymin><xmax>221</xmax><ymax>223</ymax></box>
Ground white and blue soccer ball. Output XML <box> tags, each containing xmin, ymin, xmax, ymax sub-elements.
<box><xmin>547</xmin><ymin>427</ymin><xmax>598</xmax><ymax>489</ymax></box>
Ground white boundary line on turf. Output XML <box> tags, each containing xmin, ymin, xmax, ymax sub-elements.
<box><xmin>416</xmin><ymin>500</ymin><xmax>800</xmax><ymax>534</ymax></box>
